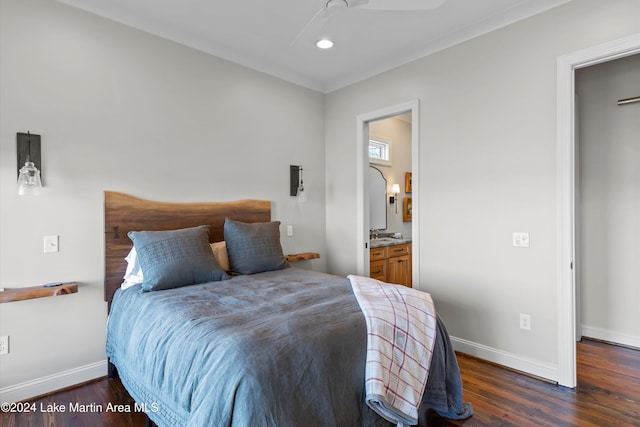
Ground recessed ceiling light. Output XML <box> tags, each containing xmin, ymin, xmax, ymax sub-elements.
<box><xmin>316</xmin><ymin>39</ymin><xmax>334</xmax><ymax>49</ymax></box>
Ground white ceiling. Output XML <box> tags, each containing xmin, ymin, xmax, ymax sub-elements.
<box><xmin>57</xmin><ymin>0</ymin><xmax>571</xmax><ymax>93</ymax></box>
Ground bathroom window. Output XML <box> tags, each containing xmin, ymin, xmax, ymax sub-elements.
<box><xmin>369</xmin><ymin>138</ymin><xmax>391</xmax><ymax>166</ymax></box>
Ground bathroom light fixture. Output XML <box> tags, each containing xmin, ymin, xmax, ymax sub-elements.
<box><xmin>17</xmin><ymin>131</ymin><xmax>42</xmax><ymax>196</ymax></box>
<box><xmin>316</xmin><ymin>39</ymin><xmax>334</xmax><ymax>49</ymax></box>
<box><xmin>389</xmin><ymin>184</ymin><xmax>400</xmax><ymax>213</ymax></box>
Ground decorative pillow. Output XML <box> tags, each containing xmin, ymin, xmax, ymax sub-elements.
<box><xmin>121</xmin><ymin>242</ymin><xmax>230</xmax><ymax>288</ymax></box>
<box><xmin>121</xmin><ymin>247</ymin><xmax>144</xmax><ymax>289</ymax></box>
<box><xmin>128</xmin><ymin>225</ymin><xmax>229</xmax><ymax>291</ymax></box>
<box><xmin>223</xmin><ymin>218</ymin><xmax>288</xmax><ymax>274</ymax></box>
<box><xmin>210</xmin><ymin>241</ymin><xmax>230</xmax><ymax>272</ymax></box>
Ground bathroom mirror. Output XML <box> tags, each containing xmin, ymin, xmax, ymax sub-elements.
<box><xmin>369</xmin><ymin>166</ymin><xmax>387</xmax><ymax>231</ymax></box>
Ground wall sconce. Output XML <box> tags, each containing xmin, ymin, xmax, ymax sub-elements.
<box><xmin>389</xmin><ymin>183</ymin><xmax>400</xmax><ymax>213</ymax></box>
<box><xmin>290</xmin><ymin>165</ymin><xmax>307</xmax><ymax>203</ymax></box>
<box><xmin>17</xmin><ymin>131</ymin><xmax>42</xmax><ymax>196</ymax></box>
<box><xmin>290</xmin><ymin>165</ymin><xmax>302</xmax><ymax>196</ymax></box>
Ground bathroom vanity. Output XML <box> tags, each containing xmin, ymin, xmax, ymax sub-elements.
<box><xmin>369</xmin><ymin>238</ymin><xmax>412</xmax><ymax>287</ymax></box>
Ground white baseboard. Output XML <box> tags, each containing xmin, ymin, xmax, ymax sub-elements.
<box><xmin>451</xmin><ymin>336</ymin><xmax>558</xmax><ymax>383</ymax></box>
<box><xmin>581</xmin><ymin>325</ymin><xmax>640</xmax><ymax>349</ymax></box>
<box><xmin>0</xmin><ymin>360</ymin><xmax>108</xmax><ymax>403</ymax></box>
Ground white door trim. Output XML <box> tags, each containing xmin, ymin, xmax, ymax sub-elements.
<box><xmin>356</xmin><ymin>100</ymin><xmax>420</xmax><ymax>286</ymax></box>
<box><xmin>556</xmin><ymin>33</ymin><xmax>640</xmax><ymax>388</ymax></box>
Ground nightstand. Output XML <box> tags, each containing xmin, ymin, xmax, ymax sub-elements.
<box><xmin>0</xmin><ymin>282</ymin><xmax>78</xmax><ymax>303</ymax></box>
<box><xmin>285</xmin><ymin>252</ymin><xmax>320</xmax><ymax>262</ymax></box>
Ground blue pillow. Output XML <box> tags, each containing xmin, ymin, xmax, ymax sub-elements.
<box><xmin>128</xmin><ymin>225</ymin><xmax>229</xmax><ymax>291</ymax></box>
<box><xmin>224</xmin><ymin>218</ymin><xmax>288</xmax><ymax>274</ymax></box>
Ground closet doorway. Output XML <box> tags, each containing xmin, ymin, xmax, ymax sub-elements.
<box><xmin>356</xmin><ymin>100</ymin><xmax>420</xmax><ymax>288</ymax></box>
<box><xmin>575</xmin><ymin>54</ymin><xmax>640</xmax><ymax>348</ymax></box>
<box><xmin>556</xmin><ymin>33</ymin><xmax>640</xmax><ymax>388</ymax></box>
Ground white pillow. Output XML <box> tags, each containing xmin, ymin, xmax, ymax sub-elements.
<box><xmin>210</xmin><ymin>241</ymin><xmax>230</xmax><ymax>272</ymax></box>
<box><xmin>121</xmin><ymin>247</ymin><xmax>144</xmax><ymax>289</ymax></box>
<box><xmin>121</xmin><ymin>242</ymin><xmax>230</xmax><ymax>289</ymax></box>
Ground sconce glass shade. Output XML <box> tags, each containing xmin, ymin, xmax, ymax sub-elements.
<box><xmin>17</xmin><ymin>161</ymin><xmax>42</xmax><ymax>196</ymax></box>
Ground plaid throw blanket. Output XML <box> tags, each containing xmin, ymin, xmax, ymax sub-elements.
<box><xmin>348</xmin><ymin>275</ymin><xmax>437</xmax><ymax>426</ymax></box>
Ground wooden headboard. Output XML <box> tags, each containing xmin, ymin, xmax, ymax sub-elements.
<box><xmin>104</xmin><ymin>191</ymin><xmax>271</xmax><ymax>303</ymax></box>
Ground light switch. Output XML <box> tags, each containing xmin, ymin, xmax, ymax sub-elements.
<box><xmin>512</xmin><ymin>232</ymin><xmax>530</xmax><ymax>248</ymax></box>
<box><xmin>44</xmin><ymin>235</ymin><xmax>59</xmax><ymax>253</ymax></box>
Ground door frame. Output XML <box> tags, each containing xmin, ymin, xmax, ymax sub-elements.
<box><xmin>356</xmin><ymin>100</ymin><xmax>420</xmax><ymax>286</ymax></box>
<box><xmin>556</xmin><ymin>33</ymin><xmax>640</xmax><ymax>388</ymax></box>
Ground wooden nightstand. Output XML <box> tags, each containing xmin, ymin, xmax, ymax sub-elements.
<box><xmin>0</xmin><ymin>282</ymin><xmax>78</xmax><ymax>303</ymax></box>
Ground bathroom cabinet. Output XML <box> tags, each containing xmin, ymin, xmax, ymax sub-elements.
<box><xmin>369</xmin><ymin>242</ymin><xmax>412</xmax><ymax>287</ymax></box>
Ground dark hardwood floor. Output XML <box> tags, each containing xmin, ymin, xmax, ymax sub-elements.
<box><xmin>2</xmin><ymin>339</ymin><xmax>638</xmax><ymax>426</ymax></box>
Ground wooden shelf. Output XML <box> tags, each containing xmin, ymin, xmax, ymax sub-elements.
<box><xmin>0</xmin><ymin>282</ymin><xmax>78</xmax><ymax>303</ymax></box>
<box><xmin>285</xmin><ymin>252</ymin><xmax>320</xmax><ymax>262</ymax></box>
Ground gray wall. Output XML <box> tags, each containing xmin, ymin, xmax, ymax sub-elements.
<box><xmin>0</xmin><ymin>0</ymin><xmax>326</xmax><ymax>392</ymax></box>
<box><xmin>325</xmin><ymin>0</ymin><xmax>639</xmax><ymax>377</ymax></box>
<box><xmin>576</xmin><ymin>54</ymin><xmax>640</xmax><ymax>347</ymax></box>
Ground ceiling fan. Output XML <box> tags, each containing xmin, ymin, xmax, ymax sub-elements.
<box><xmin>292</xmin><ymin>0</ymin><xmax>447</xmax><ymax>47</ymax></box>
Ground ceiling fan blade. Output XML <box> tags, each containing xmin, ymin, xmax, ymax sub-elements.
<box><xmin>351</xmin><ymin>0</ymin><xmax>446</xmax><ymax>11</ymax></box>
<box><xmin>290</xmin><ymin>6</ymin><xmax>330</xmax><ymax>47</ymax></box>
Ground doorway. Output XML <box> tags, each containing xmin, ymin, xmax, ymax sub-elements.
<box><xmin>556</xmin><ymin>33</ymin><xmax>640</xmax><ymax>388</ymax></box>
<box><xmin>575</xmin><ymin>54</ymin><xmax>640</xmax><ymax>349</ymax></box>
<box><xmin>355</xmin><ymin>100</ymin><xmax>420</xmax><ymax>286</ymax></box>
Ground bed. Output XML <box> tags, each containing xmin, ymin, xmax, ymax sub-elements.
<box><xmin>104</xmin><ymin>191</ymin><xmax>472</xmax><ymax>426</ymax></box>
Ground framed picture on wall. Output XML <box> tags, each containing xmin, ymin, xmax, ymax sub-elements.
<box><xmin>405</xmin><ymin>172</ymin><xmax>412</xmax><ymax>193</ymax></box>
<box><xmin>403</xmin><ymin>197</ymin><xmax>412</xmax><ymax>222</ymax></box>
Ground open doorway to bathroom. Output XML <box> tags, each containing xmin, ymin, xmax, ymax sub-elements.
<box><xmin>356</xmin><ymin>100</ymin><xmax>420</xmax><ymax>288</ymax></box>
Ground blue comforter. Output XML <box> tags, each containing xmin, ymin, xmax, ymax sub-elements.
<box><xmin>106</xmin><ymin>268</ymin><xmax>472</xmax><ymax>426</ymax></box>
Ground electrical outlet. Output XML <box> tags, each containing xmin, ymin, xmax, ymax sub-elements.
<box><xmin>44</xmin><ymin>235</ymin><xmax>59</xmax><ymax>253</ymax></box>
<box><xmin>286</xmin><ymin>225</ymin><xmax>294</xmax><ymax>237</ymax></box>
<box><xmin>520</xmin><ymin>314</ymin><xmax>531</xmax><ymax>331</ymax></box>
<box><xmin>0</xmin><ymin>336</ymin><xmax>8</xmax><ymax>355</ymax></box>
